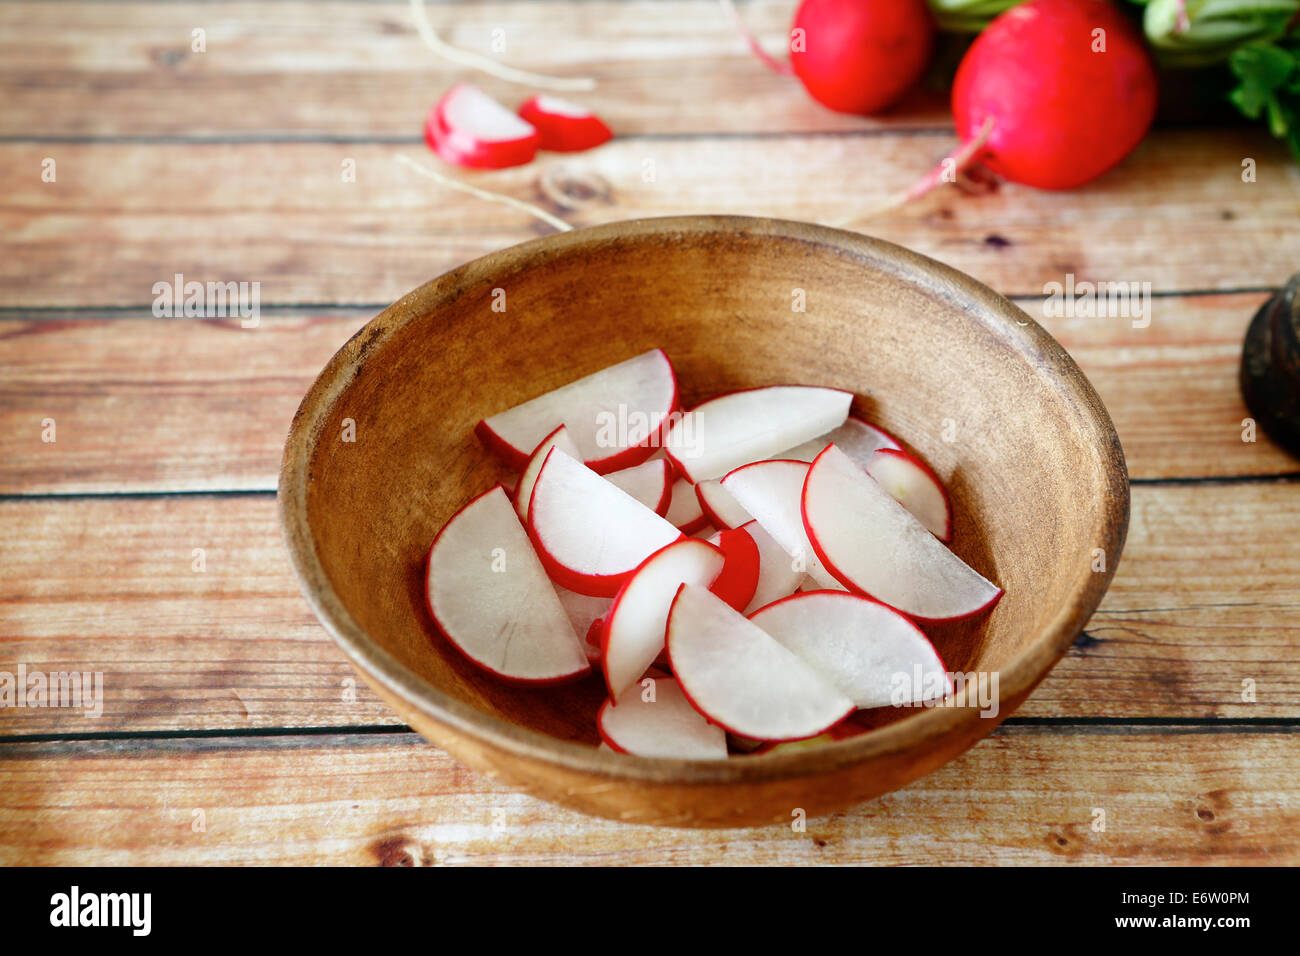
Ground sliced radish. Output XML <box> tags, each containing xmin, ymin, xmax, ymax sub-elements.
<box><xmin>601</xmin><ymin>538</ymin><xmax>725</xmax><ymax>698</ymax></box>
<box><xmin>740</xmin><ymin>519</ymin><xmax>809</xmax><ymax>614</ymax></box>
<box><xmin>604</xmin><ymin>457</ymin><xmax>673</xmax><ymax>517</ymax></box>
<box><xmin>425</xmin><ymin>82</ymin><xmax>541</xmax><ymax>170</ymax></box>
<box><xmin>528</xmin><ymin>448</ymin><xmax>682</xmax><ymax>597</ymax></box>
<box><xmin>553</xmin><ymin>583</ymin><xmax>611</xmax><ymax>641</ymax></box>
<box><xmin>515</xmin><ymin>424</ymin><xmax>581</xmax><ymax>521</ymax></box>
<box><xmin>802</xmin><ymin>445</ymin><xmax>1002</xmax><ymax>622</ymax></box>
<box><xmin>720</xmin><ymin>459</ymin><xmax>842</xmax><ymax>590</ymax></box>
<box><xmin>425</xmin><ymin>486</ymin><xmax>588</xmax><ymax>683</ymax></box>
<box><xmin>779</xmin><ymin>415</ymin><xmax>901</xmax><ymax>464</ymax></box>
<box><xmin>665</xmin><ymin>476</ymin><xmax>709</xmax><ymax>534</ymax></box>
<box><xmin>666</xmin><ymin>584</ymin><xmax>854</xmax><ymax>741</ymax></box>
<box><xmin>518</xmin><ymin>94</ymin><xmax>613</xmax><ymax>152</ymax></box>
<box><xmin>598</xmin><ymin>676</ymin><xmax>727</xmax><ymax>760</ymax></box>
<box><xmin>866</xmin><ymin>448</ymin><xmax>952</xmax><ymax>541</ymax></box>
<box><xmin>749</xmin><ymin>590</ymin><xmax>953</xmax><ymax>709</ymax></box>
<box><xmin>477</xmin><ymin>349</ymin><xmax>678</xmax><ymax>473</ymax></box>
<box><xmin>663</xmin><ymin>386</ymin><xmax>852</xmax><ymax>482</ymax></box>
<box><xmin>695</xmin><ymin>478</ymin><xmax>752</xmax><ymax>529</ymax></box>
<box><xmin>705</xmin><ymin>527</ymin><xmax>760</xmax><ymax>612</ymax></box>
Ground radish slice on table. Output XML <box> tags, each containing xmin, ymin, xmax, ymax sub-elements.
<box><xmin>695</xmin><ymin>478</ymin><xmax>752</xmax><ymax>529</ymax></box>
<box><xmin>778</xmin><ymin>415</ymin><xmax>902</xmax><ymax>464</ymax></box>
<box><xmin>425</xmin><ymin>486</ymin><xmax>589</xmax><ymax>683</ymax></box>
<box><xmin>665</xmin><ymin>476</ymin><xmax>709</xmax><ymax>534</ymax></box>
<box><xmin>604</xmin><ymin>457</ymin><xmax>674</xmax><ymax>517</ymax></box>
<box><xmin>705</xmin><ymin>527</ymin><xmax>760</xmax><ymax>612</ymax></box>
<box><xmin>601</xmin><ymin>538</ymin><xmax>725</xmax><ymax>699</ymax></box>
<box><xmin>518</xmin><ymin>95</ymin><xmax>613</xmax><ymax>152</ymax></box>
<box><xmin>802</xmin><ymin>445</ymin><xmax>1001</xmax><ymax>622</ymax></box>
<box><xmin>720</xmin><ymin>459</ymin><xmax>843</xmax><ymax>590</ymax></box>
<box><xmin>515</xmin><ymin>424</ymin><xmax>581</xmax><ymax>521</ymax></box>
<box><xmin>528</xmin><ymin>448</ymin><xmax>682</xmax><ymax>597</ymax></box>
<box><xmin>598</xmin><ymin>676</ymin><xmax>728</xmax><ymax>760</ymax></box>
<box><xmin>865</xmin><ymin>447</ymin><xmax>952</xmax><ymax>541</ymax></box>
<box><xmin>477</xmin><ymin>348</ymin><xmax>679</xmax><ymax>473</ymax></box>
<box><xmin>666</xmin><ymin>584</ymin><xmax>855</xmax><ymax>741</ymax></box>
<box><xmin>663</xmin><ymin>385</ymin><xmax>852</xmax><ymax>482</ymax></box>
<box><xmin>739</xmin><ymin>519</ymin><xmax>809</xmax><ymax>614</ymax></box>
<box><xmin>748</xmin><ymin>590</ymin><xmax>953</xmax><ymax>709</ymax></box>
<box><xmin>426</xmin><ymin>82</ymin><xmax>541</xmax><ymax>170</ymax></box>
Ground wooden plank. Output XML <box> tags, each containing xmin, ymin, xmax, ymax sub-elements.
<box><xmin>3</xmin><ymin>131</ymin><xmax>1295</xmax><ymax>311</ymax></box>
<box><xmin>0</xmin><ymin>1</ymin><xmax>946</xmax><ymax>138</ymax></box>
<box><xmin>0</xmin><ymin>315</ymin><xmax>363</xmax><ymax>494</ymax></box>
<box><xmin>1</xmin><ymin>482</ymin><xmax>1296</xmax><ymax>735</ymax></box>
<box><xmin>0</xmin><ymin>728</ymin><xmax>1295</xmax><ymax>864</ymax></box>
<box><xmin>0</xmin><ymin>294</ymin><xmax>1293</xmax><ymax>498</ymax></box>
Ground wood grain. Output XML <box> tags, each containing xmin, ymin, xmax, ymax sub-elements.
<box><xmin>1</xmin><ymin>297</ymin><xmax>1294</xmax><ymax>496</ymax></box>
<box><xmin>2</xmin><ymin>130</ymin><xmax>1295</xmax><ymax>310</ymax></box>
<box><xmin>1</xmin><ymin>728</ymin><xmax>1294</xmax><ymax>864</ymax></box>
<box><xmin>0</xmin><ymin>1</ymin><xmax>947</xmax><ymax>139</ymax></box>
<box><xmin>0</xmin><ymin>314</ymin><xmax>363</xmax><ymax>493</ymax></box>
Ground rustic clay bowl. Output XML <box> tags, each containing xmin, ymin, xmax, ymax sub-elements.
<box><xmin>279</xmin><ymin>216</ymin><xmax>1128</xmax><ymax>827</ymax></box>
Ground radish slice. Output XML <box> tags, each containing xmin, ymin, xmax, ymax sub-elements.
<box><xmin>705</xmin><ymin>527</ymin><xmax>760</xmax><ymax>612</ymax></box>
<box><xmin>665</xmin><ymin>476</ymin><xmax>709</xmax><ymax>533</ymax></box>
<box><xmin>779</xmin><ymin>415</ymin><xmax>902</xmax><ymax>464</ymax></box>
<box><xmin>515</xmin><ymin>424</ymin><xmax>581</xmax><ymax>521</ymax></box>
<box><xmin>477</xmin><ymin>349</ymin><xmax>679</xmax><ymax>473</ymax></box>
<box><xmin>663</xmin><ymin>386</ymin><xmax>852</xmax><ymax>482</ymax></box>
<box><xmin>695</xmin><ymin>478</ymin><xmax>752</xmax><ymax>529</ymax></box>
<box><xmin>604</xmin><ymin>457</ymin><xmax>673</xmax><ymax>517</ymax></box>
<box><xmin>553</xmin><ymin>584</ymin><xmax>611</xmax><ymax>642</ymax></box>
<box><xmin>739</xmin><ymin>519</ymin><xmax>809</xmax><ymax>614</ymax></box>
<box><xmin>601</xmin><ymin>538</ymin><xmax>725</xmax><ymax>698</ymax></box>
<box><xmin>666</xmin><ymin>584</ymin><xmax>855</xmax><ymax>741</ymax></box>
<box><xmin>425</xmin><ymin>82</ymin><xmax>541</xmax><ymax>170</ymax></box>
<box><xmin>518</xmin><ymin>94</ymin><xmax>613</xmax><ymax>152</ymax></box>
<box><xmin>528</xmin><ymin>448</ymin><xmax>682</xmax><ymax>597</ymax></box>
<box><xmin>598</xmin><ymin>676</ymin><xmax>727</xmax><ymax>760</ymax></box>
<box><xmin>425</xmin><ymin>486</ymin><xmax>589</xmax><ymax>683</ymax></box>
<box><xmin>802</xmin><ymin>445</ymin><xmax>1002</xmax><ymax>622</ymax></box>
<box><xmin>720</xmin><ymin>459</ymin><xmax>842</xmax><ymax>590</ymax></box>
<box><xmin>749</xmin><ymin>590</ymin><xmax>953</xmax><ymax>709</ymax></box>
<box><xmin>866</xmin><ymin>448</ymin><xmax>952</xmax><ymax>541</ymax></box>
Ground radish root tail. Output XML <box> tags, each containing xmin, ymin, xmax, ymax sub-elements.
<box><xmin>834</xmin><ymin>116</ymin><xmax>996</xmax><ymax>228</ymax></box>
<box><xmin>409</xmin><ymin>0</ymin><xmax>596</xmax><ymax>92</ymax></box>
<box><xmin>719</xmin><ymin>0</ymin><xmax>794</xmax><ymax>75</ymax></box>
<box><xmin>397</xmin><ymin>154</ymin><xmax>574</xmax><ymax>232</ymax></box>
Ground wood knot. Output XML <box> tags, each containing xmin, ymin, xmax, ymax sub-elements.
<box><xmin>1046</xmin><ymin>824</ymin><xmax>1084</xmax><ymax>855</ymax></box>
<box><xmin>151</xmin><ymin>48</ymin><xmax>187</xmax><ymax>68</ymax></box>
<box><xmin>372</xmin><ymin>833</ymin><xmax>428</xmax><ymax>867</ymax></box>
<box><xmin>538</xmin><ymin>166</ymin><xmax>612</xmax><ymax>211</ymax></box>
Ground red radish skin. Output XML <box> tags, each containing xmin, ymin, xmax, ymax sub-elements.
<box><xmin>426</xmin><ymin>83</ymin><xmax>541</xmax><ymax>170</ymax></box>
<box><xmin>790</xmin><ymin>0</ymin><xmax>935</xmax><ymax>116</ymax></box>
<box><xmin>952</xmin><ymin>0</ymin><xmax>1158</xmax><ymax>190</ymax></box>
<box><xmin>518</xmin><ymin>95</ymin><xmax>613</xmax><ymax>152</ymax></box>
<box><xmin>707</xmin><ymin>527</ymin><xmax>762</xmax><ymax>612</ymax></box>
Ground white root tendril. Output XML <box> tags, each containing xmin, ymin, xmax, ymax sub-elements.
<box><xmin>409</xmin><ymin>0</ymin><xmax>595</xmax><ymax>92</ymax></box>
<box><xmin>396</xmin><ymin>154</ymin><xmax>574</xmax><ymax>232</ymax></box>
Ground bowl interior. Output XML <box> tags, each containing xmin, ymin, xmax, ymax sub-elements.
<box><xmin>288</xmin><ymin>217</ymin><xmax>1125</xmax><ymax>752</ymax></box>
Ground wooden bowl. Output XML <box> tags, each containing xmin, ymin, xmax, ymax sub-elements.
<box><xmin>279</xmin><ymin>216</ymin><xmax>1128</xmax><ymax>827</ymax></box>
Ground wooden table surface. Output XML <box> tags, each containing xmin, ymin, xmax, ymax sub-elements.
<box><xmin>2</xmin><ymin>0</ymin><xmax>1299</xmax><ymax>865</ymax></box>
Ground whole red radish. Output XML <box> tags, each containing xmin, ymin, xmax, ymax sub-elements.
<box><xmin>789</xmin><ymin>0</ymin><xmax>934</xmax><ymax>115</ymax></box>
<box><xmin>952</xmin><ymin>0</ymin><xmax>1157</xmax><ymax>190</ymax></box>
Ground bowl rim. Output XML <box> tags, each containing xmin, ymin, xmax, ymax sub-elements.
<box><xmin>278</xmin><ymin>214</ymin><xmax>1130</xmax><ymax>785</ymax></box>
